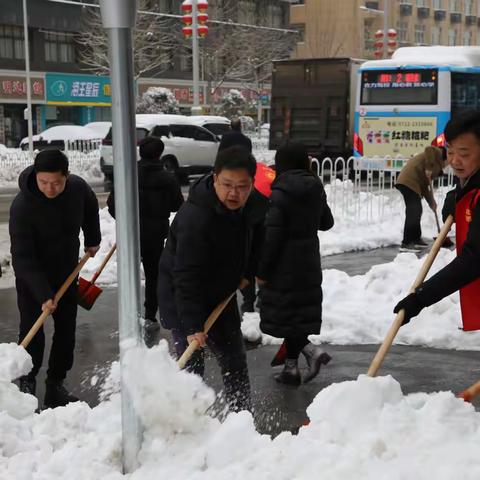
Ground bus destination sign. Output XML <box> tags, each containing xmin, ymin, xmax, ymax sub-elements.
<box><xmin>363</xmin><ymin>69</ymin><xmax>437</xmax><ymax>89</ymax></box>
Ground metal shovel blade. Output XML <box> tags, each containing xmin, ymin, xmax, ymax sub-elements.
<box><xmin>77</xmin><ymin>276</ymin><xmax>103</xmax><ymax>311</ymax></box>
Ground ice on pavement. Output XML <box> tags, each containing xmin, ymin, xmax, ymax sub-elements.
<box><xmin>1</xmin><ymin>341</ymin><xmax>480</xmax><ymax>479</ymax></box>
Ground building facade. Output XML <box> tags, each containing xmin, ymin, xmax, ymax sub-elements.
<box><xmin>289</xmin><ymin>0</ymin><xmax>480</xmax><ymax>60</ymax></box>
<box><xmin>0</xmin><ymin>0</ymin><xmax>290</xmax><ymax>147</ymax></box>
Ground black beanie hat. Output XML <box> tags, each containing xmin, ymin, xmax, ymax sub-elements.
<box><xmin>274</xmin><ymin>143</ymin><xmax>310</xmax><ymax>176</ymax></box>
<box><xmin>139</xmin><ymin>136</ymin><xmax>165</xmax><ymax>159</ymax></box>
<box><xmin>34</xmin><ymin>149</ymin><xmax>69</xmax><ymax>175</ymax></box>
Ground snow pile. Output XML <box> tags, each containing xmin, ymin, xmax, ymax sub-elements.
<box><xmin>243</xmin><ymin>247</ymin><xmax>480</xmax><ymax>351</ymax></box>
<box><xmin>1</xmin><ymin>341</ymin><xmax>480</xmax><ymax>479</ymax></box>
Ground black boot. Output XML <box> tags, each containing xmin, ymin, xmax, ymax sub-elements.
<box><xmin>301</xmin><ymin>343</ymin><xmax>332</xmax><ymax>384</ymax></box>
<box><xmin>274</xmin><ymin>359</ymin><xmax>301</xmax><ymax>386</ymax></box>
<box><xmin>44</xmin><ymin>379</ymin><xmax>79</xmax><ymax>408</ymax></box>
<box><xmin>19</xmin><ymin>375</ymin><xmax>36</xmax><ymax>396</ymax></box>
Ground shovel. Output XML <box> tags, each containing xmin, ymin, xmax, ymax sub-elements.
<box><xmin>458</xmin><ymin>379</ymin><xmax>480</xmax><ymax>403</ymax></box>
<box><xmin>367</xmin><ymin>215</ymin><xmax>454</xmax><ymax>377</ymax></box>
<box><xmin>78</xmin><ymin>243</ymin><xmax>116</xmax><ymax>310</ymax></box>
<box><xmin>20</xmin><ymin>252</ymin><xmax>91</xmax><ymax>348</ymax></box>
<box><xmin>177</xmin><ymin>279</ymin><xmax>248</xmax><ymax>369</ymax></box>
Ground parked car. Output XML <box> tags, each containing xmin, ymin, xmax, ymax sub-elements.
<box><xmin>100</xmin><ymin>114</ymin><xmax>221</xmax><ymax>182</ymax></box>
<box><xmin>20</xmin><ymin>125</ymin><xmax>102</xmax><ymax>151</ymax></box>
<box><xmin>84</xmin><ymin>121</ymin><xmax>112</xmax><ymax>139</ymax></box>
<box><xmin>189</xmin><ymin>115</ymin><xmax>231</xmax><ymax>137</ymax></box>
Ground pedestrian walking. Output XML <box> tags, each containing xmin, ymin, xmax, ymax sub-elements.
<box><xmin>396</xmin><ymin>145</ymin><xmax>447</xmax><ymax>252</ymax></box>
<box><xmin>157</xmin><ymin>146</ymin><xmax>256</xmax><ymax>412</ymax></box>
<box><xmin>394</xmin><ymin>110</ymin><xmax>480</xmax><ymax>331</ymax></box>
<box><xmin>257</xmin><ymin>143</ymin><xmax>334</xmax><ymax>385</ymax></box>
<box><xmin>107</xmin><ymin>136</ymin><xmax>183</xmax><ymax>339</ymax></box>
<box><xmin>10</xmin><ymin>149</ymin><xmax>101</xmax><ymax>407</ymax></box>
<box><xmin>218</xmin><ymin>117</ymin><xmax>253</xmax><ymax>153</ymax></box>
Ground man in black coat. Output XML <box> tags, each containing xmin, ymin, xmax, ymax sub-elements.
<box><xmin>9</xmin><ymin>149</ymin><xmax>101</xmax><ymax>407</ymax></box>
<box><xmin>218</xmin><ymin>117</ymin><xmax>253</xmax><ymax>154</ymax></box>
<box><xmin>158</xmin><ymin>146</ymin><xmax>256</xmax><ymax>412</ymax></box>
<box><xmin>107</xmin><ymin>137</ymin><xmax>184</xmax><ymax>336</ymax></box>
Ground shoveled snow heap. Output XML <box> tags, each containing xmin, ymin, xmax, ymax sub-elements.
<box><xmin>1</xmin><ymin>341</ymin><xmax>480</xmax><ymax>479</ymax></box>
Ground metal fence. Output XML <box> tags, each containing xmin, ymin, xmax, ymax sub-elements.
<box><xmin>310</xmin><ymin>156</ymin><xmax>455</xmax><ymax>224</ymax></box>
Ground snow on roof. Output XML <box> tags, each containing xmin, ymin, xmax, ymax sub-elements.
<box><xmin>134</xmin><ymin>114</ymin><xmax>191</xmax><ymax>129</ymax></box>
<box><xmin>362</xmin><ymin>46</ymin><xmax>480</xmax><ymax>69</ymax></box>
<box><xmin>189</xmin><ymin>115</ymin><xmax>230</xmax><ymax>125</ymax></box>
<box><xmin>84</xmin><ymin>122</ymin><xmax>111</xmax><ymax>138</ymax></box>
<box><xmin>20</xmin><ymin>125</ymin><xmax>103</xmax><ymax>145</ymax></box>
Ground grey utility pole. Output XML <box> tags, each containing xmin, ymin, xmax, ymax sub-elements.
<box><xmin>99</xmin><ymin>0</ymin><xmax>142</xmax><ymax>473</ymax></box>
<box><xmin>22</xmin><ymin>0</ymin><xmax>34</xmax><ymax>158</ymax></box>
<box><xmin>191</xmin><ymin>0</ymin><xmax>202</xmax><ymax>115</ymax></box>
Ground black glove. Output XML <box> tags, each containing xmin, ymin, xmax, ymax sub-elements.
<box><xmin>393</xmin><ymin>292</ymin><xmax>425</xmax><ymax>325</ymax></box>
<box><xmin>442</xmin><ymin>189</ymin><xmax>456</xmax><ymax>222</ymax></box>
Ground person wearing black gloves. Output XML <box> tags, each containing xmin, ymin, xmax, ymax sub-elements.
<box><xmin>10</xmin><ymin>149</ymin><xmax>101</xmax><ymax>407</ymax></box>
<box><xmin>107</xmin><ymin>137</ymin><xmax>183</xmax><ymax>340</ymax></box>
<box><xmin>157</xmin><ymin>146</ymin><xmax>257</xmax><ymax>412</ymax></box>
<box><xmin>394</xmin><ymin>110</ymin><xmax>480</xmax><ymax>331</ymax></box>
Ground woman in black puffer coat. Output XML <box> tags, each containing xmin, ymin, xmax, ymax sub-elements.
<box><xmin>258</xmin><ymin>143</ymin><xmax>334</xmax><ymax>385</ymax></box>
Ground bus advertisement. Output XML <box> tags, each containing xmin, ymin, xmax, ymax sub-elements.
<box><xmin>354</xmin><ymin>46</ymin><xmax>480</xmax><ymax>158</ymax></box>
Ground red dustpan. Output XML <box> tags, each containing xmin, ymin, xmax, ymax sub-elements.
<box><xmin>78</xmin><ymin>243</ymin><xmax>116</xmax><ymax>310</ymax></box>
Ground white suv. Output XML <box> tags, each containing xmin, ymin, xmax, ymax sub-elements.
<box><xmin>100</xmin><ymin>114</ymin><xmax>221</xmax><ymax>182</ymax></box>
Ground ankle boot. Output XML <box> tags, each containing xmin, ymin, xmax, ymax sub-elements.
<box><xmin>274</xmin><ymin>358</ymin><xmax>301</xmax><ymax>386</ymax></box>
<box><xmin>19</xmin><ymin>375</ymin><xmax>36</xmax><ymax>396</ymax></box>
<box><xmin>301</xmin><ymin>343</ymin><xmax>332</xmax><ymax>384</ymax></box>
<box><xmin>44</xmin><ymin>379</ymin><xmax>79</xmax><ymax>408</ymax></box>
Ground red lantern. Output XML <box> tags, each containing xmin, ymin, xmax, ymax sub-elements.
<box><xmin>387</xmin><ymin>28</ymin><xmax>397</xmax><ymax>38</ymax></box>
<box><xmin>181</xmin><ymin>0</ymin><xmax>192</xmax><ymax>13</ymax></box>
<box><xmin>197</xmin><ymin>0</ymin><xmax>208</xmax><ymax>13</ymax></box>
<box><xmin>197</xmin><ymin>25</ymin><xmax>209</xmax><ymax>37</ymax></box>
<box><xmin>182</xmin><ymin>26</ymin><xmax>193</xmax><ymax>38</ymax></box>
<box><xmin>374</xmin><ymin>29</ymin><xmax>384</xmax><ymax>39</ymax></box>
<box><xmin>374</xmin><ymin>40</ymin><xmax>384</xmax><ymax>49</ymax></box>
<box><xmin>182</xmin><ymin>14</ymin><xmax>193</xmax><ymax>25</ymax></box>
<box><xmin>374</xmin><ymin>50</ymin><xmax>383</xmax><ymax>58</ymax></box>
<box><xmin>387</xmin><ymin>39</ymin><xmax>397</xmax><ymax>48</ymax></box>
<box><xmin>197</xmin><ymin>12</ymin><xmax>208</xmax><ymax>24</ymax></box>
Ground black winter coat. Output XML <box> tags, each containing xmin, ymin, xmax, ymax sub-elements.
<box><xmin>218</xmin><ymin>131</ymin><xmax>252</xmax><ymax>153</ymax></box>
<box><xmin>9</xmin><ymin>166</ymin><xmax>101</xmax><ymax>304</ymax></box>
<box><xmin>158</xmin><ymin>174</ymin><xmax>253</xmax><ymax>335</ymax></box>
<box><xmin>419</xmin><ymin>169</ymin><xmax>480</xmax><ymax>306</ymax></box>
<box><xmin>107</xmin><ymin>159</ymin><xmax>184</xmax><ymax>251</ymax></box>
<box><xmin>258</xmin><ymin>170</ymin><xmax>334</xmax><ymax>338</ymax></box>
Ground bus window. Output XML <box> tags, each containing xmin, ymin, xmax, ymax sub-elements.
<box><xmin>360</xmin><ymin>69</ymin><xmax>438</xmax><ymax>105</ymax></box>
<box><xmin>451</xmin><ymin>73</ymin><xmax>480</xmax><ymax>115</ymax></box>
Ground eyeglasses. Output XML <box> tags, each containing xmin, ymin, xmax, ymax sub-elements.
<box><xmin>217</xmin><ymin>180</ymin><xmax>252</xmax><ymax>194</ymax></box>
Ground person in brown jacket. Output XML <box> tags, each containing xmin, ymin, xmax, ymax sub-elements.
<box><xmin>395</xmin><ymin>146</ymin><xmax>447</xmax><ymax>252</ymax></box>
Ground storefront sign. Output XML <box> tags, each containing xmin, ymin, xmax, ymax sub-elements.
<box><xmin>0</xmin><ymin>76</ymin><xmax>45</xmax><ymax>101</ymax></box>
<box><xmin>359</xmin><ymin>116</ymin><xmax>437</xmax><ymax>158</ymax></box>
<box><xmin>46</xmin><ymin>73</ymin><xmax>111</xmax><ymax>106</ymax></box>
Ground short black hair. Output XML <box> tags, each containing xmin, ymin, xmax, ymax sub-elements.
<box><xmin>445</xmin><ymin>110</ymin><xmax>480</xmax><ymax>143</ymax></box>
<box><xmin>34</xmin><ymin>149</ymin><xmax>69</xmax><ymax>175</ymax></box>
<box><xmin>230</xmin><ymin>118</ymin><xmax>242</xmax><ymax>131</ymax></box>
<box><xmin>275</xmin><ymin>142</ymin><xmax>310</xmax><ymax>176</ymax></box>
<box><xmin>214</xmin><ymin>145</ymin><xmax>256</xmax><ymax>179</ymax></box>
<box><xmin>139</xmin><ymin>136</ymin><xmax>165</xmax><ymax>159</ymax></box>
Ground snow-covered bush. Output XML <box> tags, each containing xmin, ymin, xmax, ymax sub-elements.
<box><xmin>218</xmin><ymin>89</ymin><xmax>249</xmax><ymax>117</ymax></box>
<box><xmin>137</xmin><ymin>87</ymin><xmax>180</xmax><ymax>114</ymax></box>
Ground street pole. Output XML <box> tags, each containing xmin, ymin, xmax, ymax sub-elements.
<box><xmin>191</xmin><ymin>0</ymin><xmax>202</xmax><ymax>115</ymax></box>
<box><xmin>99</xmin><ymin>0</ymin><xmax>142</xmax><ymax>474</ymax></box>
<box><xmin>22</xmin><ymin>0</ymin><xmax>34</xmax><ymax>159</ymax></box>
<box><xmin>383</xmin><ymin>0</ymin><xmax>389</xmax><ymax>58</ymax></box>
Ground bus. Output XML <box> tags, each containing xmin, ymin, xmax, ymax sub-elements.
<box><xmin>354</xmin><ymin>46</ymin><xmax>480</xmax><ymax>158</ymax></box>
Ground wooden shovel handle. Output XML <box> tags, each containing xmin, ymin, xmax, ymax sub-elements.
<box><xmin>177</xmin><ymin>291</ymin><xmax>236</xmax><ymax>370</ymax></box>
<box><xmin>458</xmin><ymin>380</ymin><xmax>480</xmax><ymax>402</ymax></box>
<box><xmin>90</xmin><ymin>243</ymin><xmax>116</xmax><ymax>285</ymax></box>
<box><xmin>367</xmin><ymin>215</ymin><xmax>454</xmax><ymax>377</ymax></box>
<box><xmin>20</xmin><ymin>252</ymin><xmax>91</xmax><ymax>349</ymax></box>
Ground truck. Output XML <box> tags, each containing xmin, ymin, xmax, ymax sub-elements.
<box><xmin>269</xmin><ymin>57</ymin><xmax>364</xmax><ymax>159</ymax></box>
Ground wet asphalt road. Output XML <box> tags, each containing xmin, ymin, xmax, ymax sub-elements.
<box><xmin>1</xmin><ymin>247</ymin><xmax>479</xmax><ymax>435</ymax></box>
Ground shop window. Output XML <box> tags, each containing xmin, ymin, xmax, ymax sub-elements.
<box><xmin>44</xmin><ymin>31</ymin><xmax>75</xmax><ymax>63</ymax></box>
<box><xmin>0</xmin><ymin>25</ymin><xmax>25</xmax><ymax>60</ymax></box>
